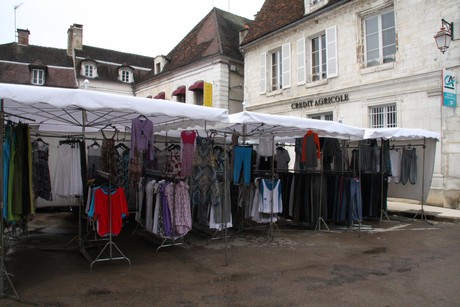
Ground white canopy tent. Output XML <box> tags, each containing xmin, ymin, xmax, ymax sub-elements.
<box><xmin>0</xmin><ymin>83</ymin><xmax>231</xmax><ymax>291</ymax></box>
<box><xmin>363</xmin><ymin>127</ymin><xmax>441</xmax><ymax>207</ymax></box>
<box><xmin>213</xmin><ymin>110</ymin><xmax>365</xmax><ymax>141</ymax></box>
<box><xmin>0</xmin><ymin>83</ymin><xmax>229</xmax><ymax>133</ymax></box>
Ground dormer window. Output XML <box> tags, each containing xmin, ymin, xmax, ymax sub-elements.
<box><xmin>31</xmin><ymin>69</ymin><xmax>45</xmax><ymax>85</ymax></box>
<box><xmin>304</xmin><ymin>0</ymin><xmax>328</xmax><ymax>14</ymax></box>
<box><xmin>153</xmin><ymin>55</ymin><xmax>168</xmax><ymax>75</ymax></box>
<box><xmin>29</xmin><ymin>62</ymin><xmax>47</xmax><ymax>86</ymax></box>
<box><xmin>81</xmin><ymin>61</ymin><xmax>97</xmax><ymax>78</ymax></box>
<box><xmin>118</xmin><ymin>66</ymin><xmax>134</xmax><ymax>83</ymax></box>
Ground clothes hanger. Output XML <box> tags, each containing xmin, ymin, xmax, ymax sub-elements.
<box><xmin>115</xmin><ymin>142</ymin><xmax>129</xmax><ymax>150</ymax></box>
<box><xmin>90</xmin><ymin>138</ymin><xmax>100</xmax><ymax>149</ymax></box>
<box><xmin>34</xmin><ymin>137</ymin><xmax>49</xmax><ymax>145</ymax></box>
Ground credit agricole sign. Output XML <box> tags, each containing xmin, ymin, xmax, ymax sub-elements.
<box><xmin>291</xmin><ymin>93</ymin><xmax>349</xmax><ymax>109</ymax></box>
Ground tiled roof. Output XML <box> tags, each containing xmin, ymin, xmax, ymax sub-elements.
<box><xmin>0</xmin><ymin>43</ymin><xmax>77</xmax><ymax>88</ymax></box>
<box><xmin>241</xmin><ymin>0</ymin><xmax>342</xmax><ymax>46</ymax></box>
<box><xmin>74</xmin><ymin>45</ymin><xmax>154</xmax><ymax>69</ymax></box>
<box><xmin>143</xmin><ymin>7</ymin><xmax>251</xmax><ymax>81</ymax></box>
<box><xmin>0</xmin><ymin>43</ymin><xmax>73</xmax><ymax>67</ymax></box>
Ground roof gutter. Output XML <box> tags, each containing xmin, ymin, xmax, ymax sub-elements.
<box><xmin>240</xmin><ymin>0</ymin><xmax>351</xmax><ymax>52</ymax></box>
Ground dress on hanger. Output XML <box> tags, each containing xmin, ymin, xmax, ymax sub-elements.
<box><xmin>180</xmin><ymin>130</ymin><xmax>196</xmax><ymax>177</ymax></box>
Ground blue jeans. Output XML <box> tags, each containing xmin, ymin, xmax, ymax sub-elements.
<box><xmin>349</xmin><ymin>178</ymin><xmax>362</xmax><ymax>224</ymax></box>
<box><xmin>233</xmin><ymin>146</ymin><xmax>252</xmax><ymax>185</ymax></box>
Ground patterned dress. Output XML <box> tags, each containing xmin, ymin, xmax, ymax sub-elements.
<box><xmin>31</xmin><ymin>139</ymin><xmax>52</xmax><ymax>201</ymax></box>
<box><xmin>190</xmin><ymin>136</ymin><xmax>220</xmax><ymax>225</ymax></box>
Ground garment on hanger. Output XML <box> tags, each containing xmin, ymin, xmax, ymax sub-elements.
<box><xmin>233</xmin><ymin>145</ymin><xmax>253</xmax><ymax>184</ymax></box>
<box><xmin>165</xmin><ymin>145</ymin><xmax>182</xmax><ymax>175</ymax></box>
<box><xmin>114</xmin><ymin>143</ymin><xmax>130</xmax><ymax>191</ymax></box>
<box><xmin>401</xmin><ymin>147</ymin><xmax>417</xmax><ymax>185</ymax></box>
<box><xmin>180</xmin><ymin>130</ymin><xmax>196</xmax><ymax>177</ymax></box>
<box><xmin>301</xmin><ymin>130</ymin><xmax>320</xmax><ymax>168</ymax></box>
<box><xmin>389</xmin><ymin>149</ymin><xmax>402</xmax><ymax>183</ymax></box>
<box><xmin>53</xmin><ymin>140</ymin><xmax>83</xmax><ymax>198</ymax></box>
<box><xmin>6</xmin><ymin>122</ymin><xmax>34</xmax><ymax>221</ymax></box>
<box><xmin>321</xmin><ymin>138</ymin><xmax>341</xmax><ymax>171</ymax></box>
<box><xmin>257</xmin><ymin>135</ymin><xmax>275</xmax><ymax>157</ymax></box>
<box><xmin>130</xmin><ymin>116</ymin><xmax>154</xmax><ymax>160</ymax></box>
<box><xmin>87</xmin><ymin>141</ymin><xmax>102</xmax><ymax>179</ymax></box>
<box><xmin>165</xmin><ymin>180</ymin><xmax>192</xmax><ymax>236</ymax></box>
<box><xmin>190</xmin><ymin>136</ymin><xmax>220</xmax><ymax>226</ymax></box>
<box><xmin>101</xmin><ymin>128</ymin><xmax>117</xmax><ymax>176</ymax></box>
<box><xmin>92</xmin><ymin>186</ymin><xmax>128</xmax><ymax>237</ymax></box>
<box><xmin>275</xmin><ymin>146</ymin><xmax>290</xmax><ymax>171</ymax></box>
<box><xmin>32</xmin><ymin>138</ymin><xmax>52</xmax><ymax>201</ymax></box>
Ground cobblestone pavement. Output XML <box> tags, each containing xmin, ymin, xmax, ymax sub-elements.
<box><xmin>2</xmin><ymin>211</ymin><xmax>460</xmax><ymax>306</ymax></box>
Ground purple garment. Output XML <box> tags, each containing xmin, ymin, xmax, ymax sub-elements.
<box><xmin>130</xmin><ymin>117</ymin><xmax>154</xmax><ymax>160</ymax></box>
<box><xmin>161</xmin><ymin>183</ymin><xmax>173</xmax><ymax>236</ymax></box>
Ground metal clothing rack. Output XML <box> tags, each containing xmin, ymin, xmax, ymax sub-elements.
<box><xmin>385</xmin><ymin>142</ymin><xmax>430</xmax><ymax>224</ymax></box>
<box><xmin>405</xmin><ymin>141</ymin><xmax>432</xmax><ymax>225</ymax></box>
<box><xmin>90</xmin><ymin>170</ymin><xmax>131</xmax><ymax>270</ymax></box>
<box><xmin>135</xmin><ymin>170</ymin><xmax>186</xmax><ymax>252</ymax></box>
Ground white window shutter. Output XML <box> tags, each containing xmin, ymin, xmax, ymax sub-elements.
<box><xmin>296</xmin><ymin>38</ymin><xmax>306</xmax><ymax>85</ymax></box>
<box><xmin>259</xmin><ymin>52</ymin><xmax>266</xmax><ymax>94</ymax></box>
<box><xmin>282</xmin><ymin>43</ymin><xmax>291</xmax><ymax>88</ymax></box>
<box><xmin>326</xmin><ymin>26</ymin><xmax>338</xmax><ymax>78</ymax></box>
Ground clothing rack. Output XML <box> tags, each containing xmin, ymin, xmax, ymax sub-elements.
<box><xmin>404</xmin><ymin>141</ymin><xmax>431</xmax><ymax>224</ymax></box>
<box><xmin>135</xmin><ymin>169</ymin><xmax>187</xmax><ymax>252</ymax></box>
<box><xmin>90</xmin><ymin>170</ymin><xmax>131</xmax><ymax>270</ymax></box>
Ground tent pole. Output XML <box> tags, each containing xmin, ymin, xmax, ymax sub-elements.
<box><xmin>77</xmin><ymin>109</ymin><xmax>94</xmax><ymax>261</ymax></box>
<box><xmin>315</xmin><ymin>144</ymin><xmax>329</xmax><ymax>232</ymax></box>
<box><xmin>223</xmin><ymin>132</ymin><xmax>228</xmax><ymax>266</ymax></box>
<box><xmin>413</xmin><ymin>138</ymin><xmax>432</xmax><ymax>224</ymax></box>
<box><xmin>379</xmin><ymin>138</ymin><xmax>391</xmax><ymax>223</ymax></box>
<box><xmin>0</xmin><ymin>99</ymin><xmax>20</xmax><ymax>299</ymax></box>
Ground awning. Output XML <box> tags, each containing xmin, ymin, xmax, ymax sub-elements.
<box><xmin>188</xmin><ymin>80</ymin><xmax>204</xmax><ymax>91</ymax></box>
<box><xmin>172</xmin><ymin>86</ymin><xmax>186</xmax><ymax>96</ymax></box>
<box><xmin>154</xmin><ymin>92</ymin><xmax>165</xmax><ymax>99</ymax></box>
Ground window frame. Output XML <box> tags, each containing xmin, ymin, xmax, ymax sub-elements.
<box><xmin>363</xmin><ymin>9</ymin><xmax>396</xmax><ymax>67</ymax></box>
<box><xmin>270</xmin><ymin>48</ymin><xmax>283</xmax><ymax>91</ymax></box>
<box><xmin>119</xmin><ymin>67</ymin><xmax>133</xmax><ymax>83</ymax></box>
<box><xmin>369</xmin><ymin>103</ymin><xmax>397</xmax><ymax>128</ymax></box>
<box><xmin>82</xmin><ymin>62</ymin><xmax>97</xmax><ymax>78</ymax></box>
<box><xmin>31</xmin><ymin>68</ymin><xmax>45</xmax><ymax>85</ymax></box>
<box><xmin>193</xmin><ymin>90</ymin><xmax>204</xmax><ymax>106</ymax></box>
<box><xmin>309</xmin><ymin>112</ymin><xmax>333</xmax><ymax>121</ymax></box>
<box><xmin>311</xmin><ymin>33</ymin><xmax>327</xmax><ymax>82</ymax></box>
<box><xmin>260</xmin><ymin>43</ymin><xmax>291</xmax><ymax>94</ymax></box>
<box><xmin>121</xmin><ymin>70</ymin><xmax>131</xmax><ymax>83</ymax></box>
<box><xmin>299</xmin><ymin>26</ymin><xmax>337</xmax><ymax>84</ymax></box>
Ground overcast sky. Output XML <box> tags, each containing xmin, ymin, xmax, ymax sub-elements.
<box><xmin>0</xmin><ymin>0</ymin><xmax>265</xmax><ymax>57</ymax></box>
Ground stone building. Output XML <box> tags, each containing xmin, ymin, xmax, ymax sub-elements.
<box><xmin>240</xmin><ymin>0</ymin><xmax>459</xmax><ymax>208</ymax></box>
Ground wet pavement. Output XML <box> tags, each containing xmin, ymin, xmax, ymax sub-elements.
<box><xmin>2</xmin><ymin>210</ymin><xmax>460</xmax><ymax>306</ymax></box>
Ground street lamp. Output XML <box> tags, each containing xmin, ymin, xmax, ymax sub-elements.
<box><xmin>434</xmin><ymin>19</ymin><xmax>454</xmax><ymax>54</ymax></box>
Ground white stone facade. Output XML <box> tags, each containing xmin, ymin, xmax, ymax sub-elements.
<box><xmin>136</xmin><ymin>56</ymin><xmax>244</xmax><ymax>113</ymax></box>
<box><xmin>241</xmin><ymin>0</ymin><xmax>460</xmax><ymax>208</ymax></box>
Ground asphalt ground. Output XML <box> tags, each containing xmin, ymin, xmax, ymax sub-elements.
<box><xmin>2</xmin><ymin>209</ymin><xmax>460</xmax><ymax>306</ymax></box>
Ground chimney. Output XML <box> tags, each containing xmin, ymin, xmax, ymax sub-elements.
<box><xmin>67</xmin><ymin>23</ymin><xmax>83</xmax><ymax>56</ymax></box>
<box><xmin>17</xmin><ymin>29</ymin><xmax>30</xmax><ymax>46</ymax></box>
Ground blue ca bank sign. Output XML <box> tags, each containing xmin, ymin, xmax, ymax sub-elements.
<box><xmin>442</xmin><ymin>69</ymin><xmax>457</xmax><ymax>108</ymax></box>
